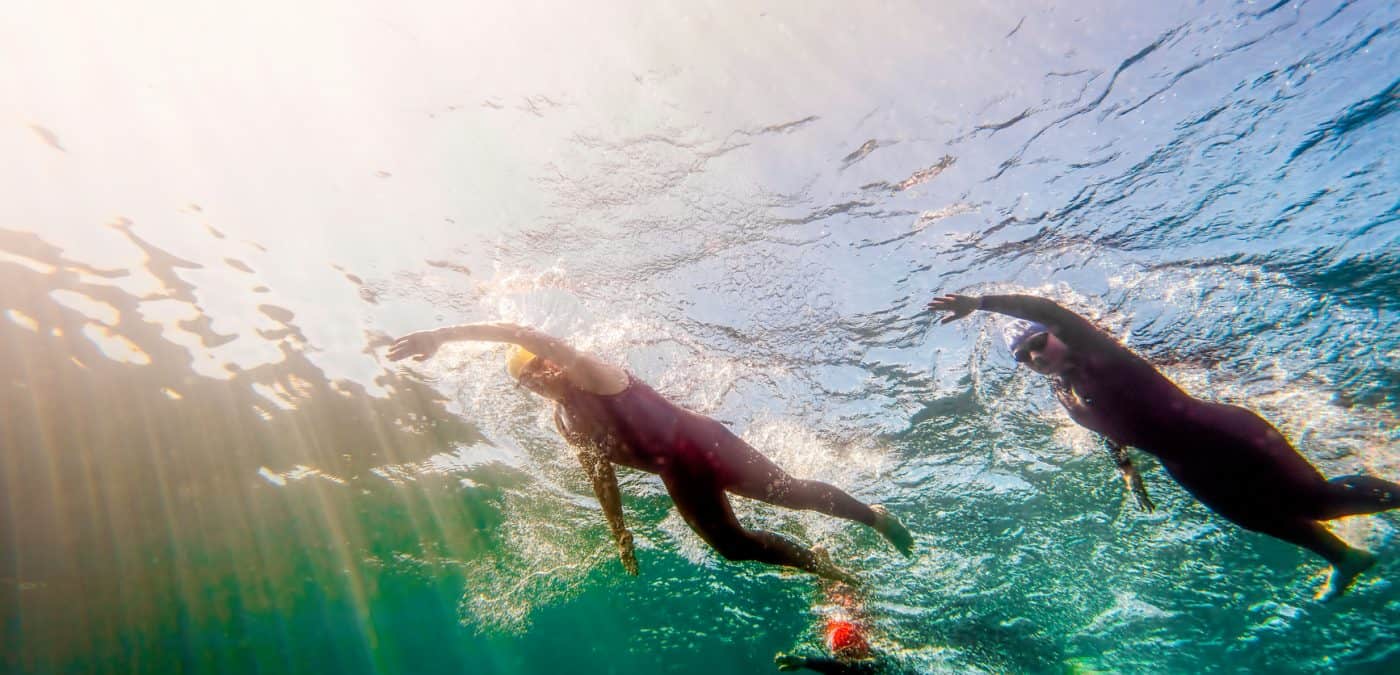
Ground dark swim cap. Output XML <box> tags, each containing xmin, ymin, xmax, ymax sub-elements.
<box><xmin>1004</xmin><ymin>320</ymin><xmax>1049</xmax><ymax>353</ymax></box>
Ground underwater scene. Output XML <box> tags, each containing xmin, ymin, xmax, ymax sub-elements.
<box><xmin>3</xmin><ymin>1</ymin><xmax>1398</xmax><ymax>673</ymax></box>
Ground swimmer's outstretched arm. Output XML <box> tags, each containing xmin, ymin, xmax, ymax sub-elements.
<box><xmin>928</xmin><ymin>293</ymin><xmax>1115</xmax><ymax>353</ymax></box>
<box><xmin>391</xmin><ymin>322</ymin><xmax>580</xmax><ymax>363</ymax></box>
<box><xmin>1103</xmin><ymin>437</ymin><xmax>1155</xmax><ymax>512</ymax></box>
<box><xmin>575</xmin><ymin>444</ymin><xmax>639</xmax><ymax>575</ymax></box>
<box><xmin>389</xmin><ymin>322</ymin><xmax>626</xmax><ymax>392</ymax></box>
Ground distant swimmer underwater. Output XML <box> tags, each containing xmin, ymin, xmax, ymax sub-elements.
<box><xmin>928</xmin><ymin>292</ymin><xmax>1399</xmax><ymax>600</ymax></box>
<box><xmin>389</xmin><ymin>322</ymin><xmax>914</xmax><ymax>583</ymax></box>
<box><xmin>774</xmin><ymin>580</ymin><xmax>912</xmax><ymax>675</ymax></box>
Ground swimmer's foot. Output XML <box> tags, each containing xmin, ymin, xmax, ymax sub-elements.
<box><xmin>871</xmin><ymin>504</ymin><xmax>914</xmax><ymax>557</ymax></box>
<box><xmin>1319</xmin><ymin>549</ymin><xmax>1377</xmax><ymax>601</ymax></box>
<box><xmin>811</xmin><ymin>546</ymin><xmax>861</xmax><ymax>587</ymax></box>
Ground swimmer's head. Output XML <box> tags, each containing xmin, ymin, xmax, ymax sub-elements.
<box><xmin>1003</xmin><ymin>320</ymin><xmax>1047</xmax><ymax>353</ymax></box>
<box><xmin>507</xmin><ymin>346</ymin><xmax>568</xmax><ymax>400</ymax></box>
<box><xmin>824</xmin><ymin>618</ymin><xmax>872</xmax><ymax>660</ymax></box>
<box><xmin>1005</xmin><ymin>320</ymin><xmax>1070</xmax><ymax>375</ymax></box>
<box><xmin>506</xmin><ymin>345</ymin><xmax>537</xmax><ymax>380</ymax></box>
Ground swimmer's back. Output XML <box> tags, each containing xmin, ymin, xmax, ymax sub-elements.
<box><xmin>558</xmin><ymin>374</ymin><xmax>723</xmax><ymax>471</ymax></box>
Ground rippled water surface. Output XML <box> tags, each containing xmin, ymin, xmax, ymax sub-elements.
<box><xmin>4</xmin><ymin>1</ymin><xmax>1399</xmax><ymax>673</ymax></box>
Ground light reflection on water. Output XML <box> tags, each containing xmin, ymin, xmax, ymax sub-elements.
<box><xmin>4</xmin><ymin>0</ymin><xmax>1399</xmax><ymax>673</ymax></box>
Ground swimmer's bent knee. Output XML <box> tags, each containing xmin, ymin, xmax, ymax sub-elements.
<box><xmin>708</xmin><ymin>536</ymin><xmax>761</xmax><ymax>562</ymax></box>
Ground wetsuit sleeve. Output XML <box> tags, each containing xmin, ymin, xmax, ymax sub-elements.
<box><xmin>1103</xmin><ymin>437</ymin><xmax>1155</xmax><ymax>512</ymax></box>
<box><xmin>575</xmin><ymin>445</ymin><xmax>639</xmax><ymax>575</ymax></box>
<box><xmin>976</xmin><ymin>294</ymin><xmax>1116</xmax><ymax>354</ymax></box>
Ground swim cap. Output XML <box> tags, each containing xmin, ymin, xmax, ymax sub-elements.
<box><xmin>505</xmin><ymin>345</ymin><xmax>537</xmax><ymax>379</ymax></box>
<box><xmin>1003</xmin><ymin>319</ymin><xmax>1049</xmax><ymax>353</ymax></box>
<box><xmin>824</xmin><ymin>618</ymin><xmax>872</xmax><ymax>659</ymax></box>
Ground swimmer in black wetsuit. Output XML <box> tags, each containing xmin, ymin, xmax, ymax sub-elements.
<box><xmin>774</xmin><ymin>581</ymin><xmax>909</xmax><ymax>675</ymax></box>
<box><xmin>775</xmin><ymin>652</ymin><xmax>887</xmax><ymax>675</ymax></box>
<box><xmin>929</xmin><ymin>293</ymin><xmax>1399</xmax><ymax>600</ymax></box>
<box><xmin>389</xmin><ymin>322</ymin><xmax>914</xmax><ymax>582</ymax></box>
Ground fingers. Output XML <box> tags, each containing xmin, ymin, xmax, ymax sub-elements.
<box><xmin>387</xmin><ymin>336</ymin><xmax>425</xmax><ymax>362</ymax></box>
<box><xmin>1135</xmin><ymin>492</ymin><xmax>1156</xmax><ymax>512</ymax></box>
<box><xmin>927</xmin><ymin>293</ymin><xmax>975</xmax><ymax>324</ymax></box>
<box><xmin>926</xmin><ymin>294</ymin><xmax>960</xmax><ymax>312</ymax></box>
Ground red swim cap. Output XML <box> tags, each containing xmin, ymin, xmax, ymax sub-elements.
<box><xmin>824</xmin><ymin>619</ymin><xmax>872</xmax><ymax>659</ymax></box>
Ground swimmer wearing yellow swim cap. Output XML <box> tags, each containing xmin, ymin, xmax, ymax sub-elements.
<box><xmin>389</xmin><ymin>321</ymin><xmax>914</xmax><ymax>583</ymax></box>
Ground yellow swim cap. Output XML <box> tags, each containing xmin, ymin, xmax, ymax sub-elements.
<box><xmin>505</xmin><ymin>345</ymin><xmax>537</xmax><ymax>380</ymax></box>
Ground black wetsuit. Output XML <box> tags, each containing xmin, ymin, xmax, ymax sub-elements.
<box><xmin>980</xmin><ymin>294</ymin><xmax>1400</xmax><ymax>568</ymax></box>
<box><xmin>782</xmin><ymin>650</ymin><xmax>918</xmax><ymax>675</ymax></box>
<box><xmin>553</xmin><ymin>374</ymin><xmax>879</xmax><ymax>573</ymax></box>
<box><xmin>786</xmin><ymin>656</ymin><xmax>887</xmax><ymax>675</ymax></box>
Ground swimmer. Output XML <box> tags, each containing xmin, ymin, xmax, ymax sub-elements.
<box><xmin>389</xmin><ymin>323</ymin><xmax>913</xmax><ymax>583</ymax></box>
<box><xmin>775</xmin><ymin>581</ymin><xmax>891</xmax><ymax>675</ymax></box>
<box><xmin>778</xmin><ymin>574</ymin><xmax>918</xmax><ymax>675</ymax></box>
<box><xmin>929</xmin><ymin>293</ymin><xmax>1399</xmax><ymax>600</ymax></box>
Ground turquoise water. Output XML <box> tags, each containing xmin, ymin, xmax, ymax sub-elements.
<box><xmin>3</xmin><ymin>1</ymin><xmax>1398</xmax><ymax>673</ymax></box>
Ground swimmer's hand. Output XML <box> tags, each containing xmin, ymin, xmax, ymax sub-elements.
<box><xmin>1107</xmin><ymin>440</ymin><xmax>1155</xmax><ymax>513</ymax></box>
<box><xmin>1128</xmin><ymin>473</ymin><xmax>1156</xmax><ymax>513</ymax></box>
<box><xmin>774</xmin><ymin>652</ymin><xmax>807</xmax><ymax>671</ymax></box>
<box><xmin>618</xmin><ymin>531</ymin><xmax>639</xmax><ymax>576</ymax></box>
<box><xmin>388</xmin><ymin>329</ymin><xmax>446</xmax><ymax>362</ymax></box>
<box><xmin>928</xmin><ymin>294</ymin><xmax>980</xmax><ymax>323</ymax></box>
